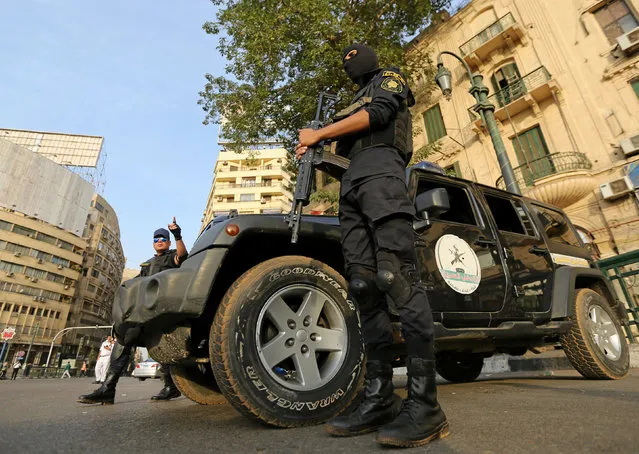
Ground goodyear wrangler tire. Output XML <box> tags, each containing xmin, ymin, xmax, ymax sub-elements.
<box><xmin>170</xmin><ymin>363</ymin><xmax>226</xmax><ymax>405</ymax></box>
<box><xmin>560</xmin><ymin>288</ymin><xmax>629</xmax><ymax>380</ymax></box>
<box><xmin>210</xmin><ymin>256</ymin><xmax>364</xmax><ymax>427</ymax></box>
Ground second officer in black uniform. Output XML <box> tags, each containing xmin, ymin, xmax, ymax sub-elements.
<box><xmin>78</xmin><ymin>218</ymin><xmax>188</xmax><ymax>405</ymax></box>
<box><xmin>295</xmin><ymin>44</ymin><xmax>449</xmax><ymax>448</ymax></box>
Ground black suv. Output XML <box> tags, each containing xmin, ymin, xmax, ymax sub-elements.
<box><xmin>112</xmin><ymin>163</ymin><xmax>630</xmax><ymax>428</ymax></box>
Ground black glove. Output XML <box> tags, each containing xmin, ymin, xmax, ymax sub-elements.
<box><xmin>169</xmin><ymin>217</ymin><xmax>182</xmax><ymax>241</ymax></box>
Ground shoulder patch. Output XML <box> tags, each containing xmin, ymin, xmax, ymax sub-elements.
<box><xmin>381</xmin><ymin>77</ymin><xmax>403</xmax><ymax>94</ymax></box>
<box><xmin>382</xmin><ymin>70</ymin><xmax>406</xmax><ymax>85</ymax></box>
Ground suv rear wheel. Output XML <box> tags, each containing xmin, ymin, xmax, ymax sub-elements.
<box><xmin>560</xmin><ymin>288</ymin><xmax>629</xmax><ymax>379</ymax></box>
<box><xmin>210</xmin><ymin>256</ymin><xmax>364</xmax><ymax>427</ymax></box>
<box><xmin>436</xmin><ymin>354</ymin><xmax>484</xmax><ymax>383</ymax></box>
<box><xmin>171</xmin><ymin>363</ymin><xmax>226</xmax><ymax>405</ymax></box>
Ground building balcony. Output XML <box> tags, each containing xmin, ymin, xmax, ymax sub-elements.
<box><xmin>459</xmin><ymin>13</ymin><xmax>526</xmax><ymax>66</ymax></box>
<box><xmin>496</xmin><ymin>152</ymin><xmax>595</xmax><ymax>208</ymax></box>
<box><xmin>469</xmin><ymin>67</ymin><xmax>558</xmax><ymax>125</ymax></box>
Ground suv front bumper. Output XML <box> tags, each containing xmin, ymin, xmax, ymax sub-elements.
<box><xmin>111</xmin><ymin>248</ymin><xmax>227</xmax><ymax>340</ymax></box>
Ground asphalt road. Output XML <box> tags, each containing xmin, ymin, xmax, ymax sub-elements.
<box><xmin>1</xmin><ymin>370</ymin><xmax>637</xmax><ymax>453</ymax></box>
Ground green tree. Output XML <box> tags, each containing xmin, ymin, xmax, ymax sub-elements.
<box><xmin>199</xmin><ymin>0</ymin><xmax>449</xmax><ymax>151</ymax></box>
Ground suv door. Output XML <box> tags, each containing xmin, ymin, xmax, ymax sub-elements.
<box><xmin>527</xmin><ymin>202</ymin><xmax>593</xmax><ymax>266</ymax></box>
<box><xmin>478</xmin><ymin>189</ymin><xmax>555</xmax><ymax>323</ymax></box>
<box><xmin>412</xmin><ymin>174</ymin><xmax>507</xmax><ymax>327</ymax></box>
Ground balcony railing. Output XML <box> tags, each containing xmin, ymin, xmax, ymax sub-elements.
<box><xmin>489</xmin><ymin>66</ymin><xmax>552</xmax><ymax>108</ymax></box>
<box><xmin>496</xmin><ymin>152</ymin><xmax>593</xmax><ymax>190</ymax></box>
<box><xmin>459</xmin><ymin>13</ymin><xmax>516</xmax><ymax>57</ymax></box>
<box><xmin>217</xmin><ymin>165</ymin><xmax>283</xmax><ymax>172</ymax></box>
<box><xmin>215</xmin><ymin>182</ymin><xmax>283</xmax><ymax>189</ymax></box>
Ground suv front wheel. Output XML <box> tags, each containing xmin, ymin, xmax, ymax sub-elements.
<box><xmin>210</xmin><ymin>256</ymin><xmax>364</xmax><ymax>427</ymax></box>
<box><xmin>560</xmin><ymin>288</ymin><xmax>629</xmax><ymax>379</ymax></box>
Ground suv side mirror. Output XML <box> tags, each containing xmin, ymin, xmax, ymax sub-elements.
<box><xmin>414</xmin><ymin>188</ymin><xmax>450</xmax><ymax>231</ymax></box>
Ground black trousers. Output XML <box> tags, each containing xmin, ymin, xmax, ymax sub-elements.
<box><xmin>339</xmin><ymin>176</ymin><xmax>435</xmax><ymax>361</ymax></box>
<box><xmin>109</xmin><ymin>341</ymin><xmax>174</xmax><ymax>388</ymax></box>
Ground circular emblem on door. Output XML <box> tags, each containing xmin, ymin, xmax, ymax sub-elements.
<box><xmin>435</xmin><ymin>234</ymin><xmax>482</xmax><ymax>294</ymax></box>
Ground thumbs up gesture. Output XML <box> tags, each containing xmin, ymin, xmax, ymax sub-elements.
<box><xmin>168</xmin><ymin>216</ymin><xmax>182</xmax><ymax>241</ymax></box>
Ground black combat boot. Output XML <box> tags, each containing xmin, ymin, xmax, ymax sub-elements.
<box><xmin>78</xmin><ymin>344</ymin><xmax>131</xmax><ymax>405</ymax></box>
<box><xmin>376</xmin><ymin>357</ymin><xmax>449</xmax><ymax>448</ymax></box>
<box><xmin>151</xmin><ymin>366</ymin><xmax>181</xmax><ymax>401</ymax></box>
<box><xmin>325</xmin><ymin>360</ymin><xmax>401</xmax><ymax>436</ymax></box>
<box><xmin>77</xmin><ymin>370</ymin><xmax>120</xmax><ymax>405</ymax></box>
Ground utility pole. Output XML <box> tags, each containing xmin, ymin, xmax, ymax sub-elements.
<box><xmin>22</xmin><ymin>321</ymin><xmax>40</xmax><ymax>377</ymax></box>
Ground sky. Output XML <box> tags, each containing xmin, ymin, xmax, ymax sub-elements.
<box><xmin>0</xmin><ymin>0</ymin><xmax>223</xmax><ymax>269</ymax></box>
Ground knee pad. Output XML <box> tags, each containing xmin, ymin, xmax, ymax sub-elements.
<box><xmin>347</xmin><ymin>265</ymin><xmax>379</xmax><ymax>313</ymax></box>
<box><xmin>376</xmin><ymin>251</ymin><xmax>416</xmax><ymax>308</ymax></box>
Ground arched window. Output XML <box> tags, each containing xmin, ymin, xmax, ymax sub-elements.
<box><xmin>491</xmin><ymin>62</ymin><xmax>525</xmax><ymax>107</ymax></box>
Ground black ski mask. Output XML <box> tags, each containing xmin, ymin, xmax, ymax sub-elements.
<box><xmin>342</xmin><ymin>43</ymin><xmax>379</xmax><ymax>86</ymax></box>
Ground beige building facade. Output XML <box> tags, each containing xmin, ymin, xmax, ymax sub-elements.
<box><xmin>409</xmin><ymin>0</ymin><xmax>639</xmax><ymax>258</ymax></box>
<box><xmin>201</xmin><ymin>147</ymin><xmax>294</xmax><ymax>229</ymax></box>
<box><xmin>0</xmin><ymin>209</ymin><xmax>86</xmax><ymax>366</ymax></box>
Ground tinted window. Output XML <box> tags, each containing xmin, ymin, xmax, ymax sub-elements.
<box><xmin>417</xmin><ymin>179</ymin><xmax>478</xmax><ymax>226</ymax></box>
<box><xmin>483</xmin><ymin>194</ymin><xmax>535</xmax><ymax>236</ymax></box>
<box><xmin>532</xmin><ymin>205</ymin><xmax>580</xmax><ymax>246</ymax></box>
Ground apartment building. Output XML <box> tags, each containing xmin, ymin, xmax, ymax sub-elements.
<box><xmin>201</xmin><ymin>146</ymin><xmax>294</xmax><ymax>229</ymax></box>
<box><xmin>409</xmin><ymin>0</ymin><xmax>639</xmax><ymax>257</ymax></box>
<box><xmin>68</xmin><ymin>194</ymin><xmax>125</xmax><ymax>359</ymax></box>
<box><xmin>0</xmin><ymin>208</ymin><xmax>86</xmax><ymax>366</ymax></box>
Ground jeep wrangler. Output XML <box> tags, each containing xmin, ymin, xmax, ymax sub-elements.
<box><xmin>112</xmin><ymin>161</ymin><xmax>630</xmax><ymax>428</ymax></box>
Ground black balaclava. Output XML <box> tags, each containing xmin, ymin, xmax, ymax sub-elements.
<box><xmin>342</xmin><ymin>43</ymin><xmax>379</xmax><ymax>87</ymax></box>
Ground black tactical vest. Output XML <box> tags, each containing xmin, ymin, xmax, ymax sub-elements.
<box><xmin>334</xmin><ymin>69</ymin><xmax>413</xmax><ymax>164</ymax></box>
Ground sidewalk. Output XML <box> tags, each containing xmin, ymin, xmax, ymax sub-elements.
<box><xmin>394</xmin><ymin>343</ymin><xmax>639</xmax><ymax>377</ymax></box>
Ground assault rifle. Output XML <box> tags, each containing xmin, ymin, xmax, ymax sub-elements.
<box><xmin>287</xmin><ymin>92</ymin><xmax>341</xmax><ymax>243</ymax></box>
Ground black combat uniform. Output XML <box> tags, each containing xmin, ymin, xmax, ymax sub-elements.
<box><xmin>78</xmin><ymin>233</ymin><xmax>187</xmax><ymax>405</ymax></box>
<box><xmin>325</xmin><ymin>44</ymin><xmax>448</xmax><ymax>448</ymax></box>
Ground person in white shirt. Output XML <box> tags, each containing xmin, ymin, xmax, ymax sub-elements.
<box><xmin>94</xmin><ymin>336</ymin><xmax>113</xmax><ymax>384</ymax></box>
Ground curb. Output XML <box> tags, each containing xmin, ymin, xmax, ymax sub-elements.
<box><xmin>394</xmin><ymin>343</ymin><xmax>639</xmax><ymax>377</ymax></box>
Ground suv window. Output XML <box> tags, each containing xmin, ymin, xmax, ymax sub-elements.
<box><xmin>531</xmin><ymin>204</ymin><xmax>580</xmax><ymax>246</ymax></box>
<box><xmin>417</xmin><ymin>179</ymin><xmax>478</xmax><ymax>226</ymax></box>
<box><xmin>483</xmin><ymin>194</ymin><xmax>536</xmax><ymax>236</ymax></box>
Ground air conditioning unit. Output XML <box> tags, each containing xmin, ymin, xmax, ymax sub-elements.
<box><xmin>33</xmin><ymin>296</ymin><xmax>39</xmax><ymax>301</ymax></box>
<box><xmin>19</xmin><ymin>289</ymin><xmax>25</xmax><ymax>293</ymax></box>
<box><xmin>216</xmin><ymin>196</ymin><xmax>224</xmax><ymax>202</ymax></box>
<box><xmin>57</xmin><ymin>265</ymin><xmax>63</xmax><ymax>270</ymax></box>
<box><xmin>14</xmin><ymin>252</ymin><xmax>21</xmax><ymax>257</ymax></box>
<box><xmin>617</xmin><ymin>27</ymin><xmax>639</xmax><ymax>55</ymax></box>
<box><xmin>600</xmin><ymin>176</ymin><xmax>634</xmax><ymax>200</ymax></box>
<box><xmin>37</xmin><ymin>258</ymin><xmax>44</xmax><ymax>264</ymax></box>
<box><xmin>620</xmin><ymin>134</ymin><xmax>639</xmax><ymax>157</ymax></box>
<box><xmin>57</xmin><ymin>244</ymin><xmax>63</xmax><ymax>248</ymax></box>
<box><xmin>260</xmin><ymin>198</ymin><xmax>267</xmax><ymax>204</ymax></box>
<box><xmin>64</xmin><ymin>285</ymin><xmax>70</xmax><ymax>290</ymax></box>
<box><xmin>31</xmin><ymin>277</ymin><xmax>38</xmax><ymax>283</ymax></box>
<box><xmin>6</xmin><ymin>272</ymin><xmax>14</xmax><ymax>277</ymax></box>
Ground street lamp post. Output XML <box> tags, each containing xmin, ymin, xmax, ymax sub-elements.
<box><xmin>434</xmin><ymin>51</ymin><xmax>521</xmax><ymax>195</ymax></box>
<box><xmin>21</xmin><ymin>321</ymin><xmax>40</xmax><ymax>377</ymax></box>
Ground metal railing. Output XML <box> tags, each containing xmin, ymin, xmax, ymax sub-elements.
<box><xmin>217</xmin><ymin>165</ymin><xmax>283</xmax><ymax>172</ymax></box>
<box><xmin>215</xmin><ymin>182</ymin><xmax>283</xmax><ymax>189</ymax></box>
<box><xmin>467</xmin><ymin>67</ymin><xmax>552</xmax><ymax>120</ymax></box>
<box><xmin>488</xmin><ymin>66</ymin><xmax>552</xmax><ymax>108</ymax></box>
<box><xmin>496</xmin><ymin>152</ymin><xmax>592</xmax><ymax>190</ymax></box>
<box><xmin>459</xmin><ymin>13</ymin><xmax>516</xmax><ymax>56</ymax></box>
<box><xmin>596</xmin><ymin>250</ymin><xmax>639</xmax><ymax>342</ymax></box>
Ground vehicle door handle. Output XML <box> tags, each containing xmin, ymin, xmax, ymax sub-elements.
<box><xmin>474</xmin><ymin>237</ymin><xmax>496</xmax><ymax>248</ymax></box>
<box><xmin>529</xmin><ymin>245</ymin><xmax>549</xmax><ymax>256</ymax></box>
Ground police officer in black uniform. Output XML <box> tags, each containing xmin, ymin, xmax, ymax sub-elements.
<box><xmin>295</xmin><ymin>44</ymin><xmax>449</xmax><ymax>448</ymax></box>
<box><xmin>78</xmin><ymin>218</ymin><xmax>188</xmax><ymax>405</ymax></box>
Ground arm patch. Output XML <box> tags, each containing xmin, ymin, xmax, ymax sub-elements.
<box><xmin>382</xmin><ymin>70</ymin><xmax>406</xmax><ymax>85</ymax></box>
<box><xmin>381</xmin><ymin>77</ymin><xmax>404</xmax><ymax>93</ymax></box>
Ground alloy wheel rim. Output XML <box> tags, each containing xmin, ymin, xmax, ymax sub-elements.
<box><xmin>587</xmin><ymin>304</ymin><xmax>622</xmax><ymax>361</ymax></box>
<box><xmin>256</xmin><ymin>284</ymin><xmax>348</xmax><ymax>391</ymax></box>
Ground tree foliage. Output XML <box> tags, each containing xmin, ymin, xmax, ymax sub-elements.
<box><xmin>199</xmin><ymin>0</ymin><xmax>449</xmax><ymax>151</ymax></box>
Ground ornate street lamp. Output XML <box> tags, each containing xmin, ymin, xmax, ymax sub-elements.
<box><xmin>435</xmin><ymin>51</ymin><xmax>521</xmax><ymax>195</ymax></box>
